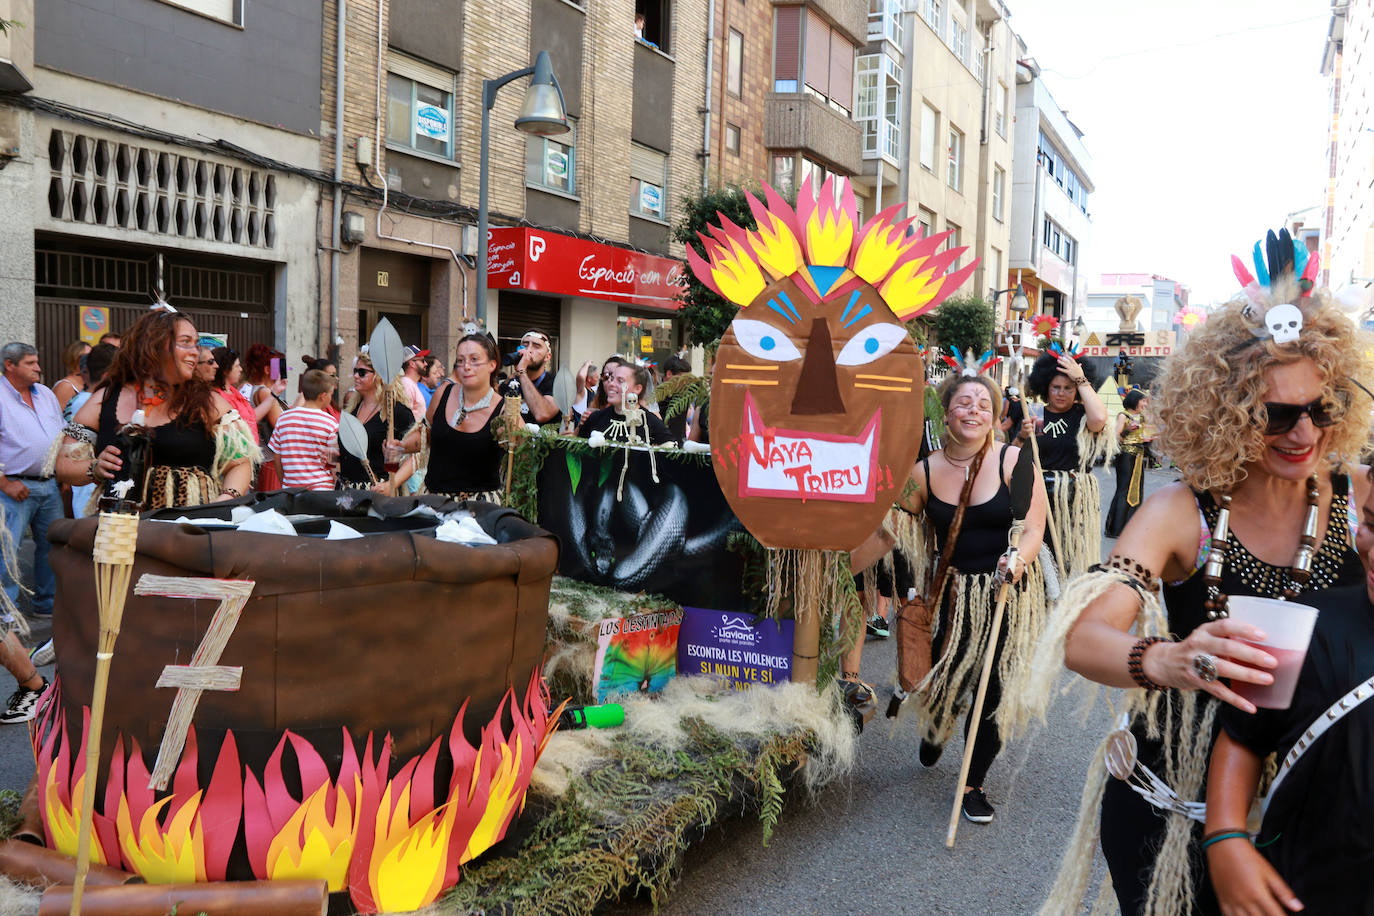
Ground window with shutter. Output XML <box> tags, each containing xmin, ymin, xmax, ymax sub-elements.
<box><xmin>629</xmin><ymin>144</ymin><xmax>667</xmax><ymax>219</ymax></box>
<box><xmin>804</xmin><ymin>9</ymin><xmax>830</xmax><ymax>97</ymax></box>
<box><xmin>774</xmin><ymin>7</ymin><xmax>801</xmax><ymax>89</ymax></box>
<box><xmin>829</xmin><ymin>30</ymin><xmax>854</xmax><ymax>115</ymax></box>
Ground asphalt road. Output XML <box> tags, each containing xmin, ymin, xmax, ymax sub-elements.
<box><xmin>0</xmin><ymin>464</ymin><xmax>1173</xmax><ymax>915</ymax></box>
<box><xmin>610</xmin><ymin>465</ymin><xmax>1175</xmax><ymax>915</ymax></box>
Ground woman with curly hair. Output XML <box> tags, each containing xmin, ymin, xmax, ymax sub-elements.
<box><xmin>1019</xmin><ymin>230</ymin><xmax>1374</xmax><ymax>916</ymax></box>
<box><xmin>1016</xmin><ymin>349</ymin><xmax>1111</xmax><ymax>576</ymax></box>
<box><xmin>52</xmin><ymin>309</ymin><xmax>258</xmax><ymax>509</ymax></box>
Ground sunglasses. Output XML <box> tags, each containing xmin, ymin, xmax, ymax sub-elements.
<box><xmin>353</xmin><ymin>367</ymin><xmax>374</xmax><ymax>377</ymax></box>
<box><xmin>1262</xmin><ymin>394</ymin><xmax>1348</xmax><ymax>436</ymax></box>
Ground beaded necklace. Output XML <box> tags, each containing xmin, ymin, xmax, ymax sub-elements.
<box><xmin>1202</xmin><ymin>474</ymin><xmax>1321</xmax><ymax>619</ymax></box>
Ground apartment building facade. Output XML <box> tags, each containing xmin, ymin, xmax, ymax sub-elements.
<box><xmin>1008</xmin><ymin>56</ymin><xmax>1093</xmax><ymax>326</ymax></box>
<box><xmin>0</xmin><ymin>0</ymin><xmax>324</xmax><ymax>371</ymax></box>
<box><xmin>1321</xmin><ymin>1</ymin><xmax>1374</xmax><ymax>289</ymax></box>
<box><xmin>861</xmin><ymin>0</ymin><xmax>1016</xmax><ymax>313</ymax></box>
<box><xmin>327</xmin><ymin>0</ymin><xmax>709</xmax><ymax>371</ymax></box>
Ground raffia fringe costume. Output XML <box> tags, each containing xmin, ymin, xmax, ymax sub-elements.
<box><xmin>1044</xmin><ymin>422</ymin><xmax>1117</xmax><ymax>579</ymax></box>
<box><xmin>1006</xmin><ymin>567</ymin><xmax>1218</xmax><ymax>916</ymax></box>
<box><xmin>890</xmin><ymin>506</ymin><xmax>1048</xmax><ymax>744</ymax></box>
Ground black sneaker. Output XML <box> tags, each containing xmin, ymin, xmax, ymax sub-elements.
<box><xmin>919</xmin><ymin>739</ymin><xmax>943</xmax><ymax>767</ymax></box>
<box><xmin>961</xmin><ymin>787</ymin><xmax>995</xmax><ymax>824</ymax></box>
<box><xmin>865</xmin><ymin>615</ymin><xmax>890</xmax><ymax>639</ymax></box>
<box><xmin>0</xmin><ymin>676</ymin><xmax>48</xmax><ymax>724</ymax></box>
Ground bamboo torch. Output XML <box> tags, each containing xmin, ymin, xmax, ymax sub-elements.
<box><xmin>72</xmin><ymin>483</ymin><xmax>140</xmax><ymax>915</ymax></box>
<box><xmin>501</xmin><ymin>394</ymin><xmax>523</xmax><ymax>503</ymax></box>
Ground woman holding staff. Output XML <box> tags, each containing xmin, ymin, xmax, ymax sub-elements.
<box><xmin>894</xmin><ymin>370</ymin><xmax>1046</xmax><ymax>824</ymax></box>
<box><xmin>338</xmin><ymin>352</ymin><xmax>415</xmax><ymax>494</ymax></box>
<box><xmin>1017</xmin><ymin>347</ymin><xmax>1111</xmax><ymax>576</ymax></box>
<box><xmin>1022</xmin><ymin>229</ymin><xmax>1373</xmax><ymax>916</ymax></box>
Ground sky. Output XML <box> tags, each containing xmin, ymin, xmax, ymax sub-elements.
<box><xmin>1004</xmin><ymin>0</ymin><xmax>1334</xmax><ymax>305</ymax></box>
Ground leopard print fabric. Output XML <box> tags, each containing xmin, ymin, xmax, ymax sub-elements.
<box><xmin>144</xmin><ymin>465</ymin><xmax>220</xmax><ymax>510</ymax></box>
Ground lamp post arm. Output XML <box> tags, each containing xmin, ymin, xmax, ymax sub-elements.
<box><xmin>477</xmin><ymin>64</ymin><xmax>535</xmax><ymax>327</ymax></box>
<box><xmin>483</xmin><ymin>66</ymin><xmax>535</xmax><ymax>111</ymax></box>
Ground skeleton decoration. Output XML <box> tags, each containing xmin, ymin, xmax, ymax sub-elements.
<box><xmin>609</xmin><ymin>391</ymin><xmax>659</xmax><ymax>499</ymax></box>
<box><xmin>1232</xmin><ymin>227</ymin><xmax>1320</xmax><ymax>345</ymax></box>
<box><xmin>687</xmin><ymin>177</ymin><xmax>976</xmax><ymax>551</ymax></box>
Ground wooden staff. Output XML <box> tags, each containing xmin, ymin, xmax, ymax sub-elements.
<box><xmin>946</xmin><ymin>445</ymin><xmax>1035</xmax><ymax>848</ymax></box>
<box><xmin>73</xmin><ymin>504</ymin><xmax>140</xmax><ymax>914</ymax></box>
<box><xmin>1026</xmin><ymin>406</ymin><xmax>1066</xmax><ymax>580</ymax></box>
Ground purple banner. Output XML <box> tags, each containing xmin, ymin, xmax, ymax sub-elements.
<box><xmin>677</xmin><ymin>607</ymin><xmax>794</xmax><ymax>690</ymax></box>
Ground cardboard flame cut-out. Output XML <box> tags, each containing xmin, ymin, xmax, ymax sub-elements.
<box><xmin>688</xmin><ymin>177</ymin><xmax>976</xmax><ymax>550</ymax></box>
<box><xmin>34</xmin><ymin>671</ymin><xmax>555</xmax><ymax>913</ymax></box>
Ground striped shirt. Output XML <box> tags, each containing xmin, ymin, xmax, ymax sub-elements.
<box><xmin>267</xmin><ymin>407</ymin><xmax>338</xmax><ymax>490</ymax></box>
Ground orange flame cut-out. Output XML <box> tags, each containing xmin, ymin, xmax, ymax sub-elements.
<box><xmin>685</xmin><ymin>176</ymin><xmax>976</xmax><ymax>316</ymax></box>
<box><xmin>32</xmin><ymin>672</ymin><xmax>556</xmax><ymax>911</ymax></box>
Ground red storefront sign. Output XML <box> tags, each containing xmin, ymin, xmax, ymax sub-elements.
<box><xmin>486</xmin><ymin>227</ymin><xmax>685</xmax><ymax>310</ymax></box>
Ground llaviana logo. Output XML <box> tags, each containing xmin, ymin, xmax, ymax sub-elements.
<box><xmin>710</xmin><ymin>616</ymin><xmax>762</xmax><ymax>647</ymax></box>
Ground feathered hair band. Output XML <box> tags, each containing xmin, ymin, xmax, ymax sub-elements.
<box><xmin>941</xmin><ymin>346</ymin><xmax>1002</xmax><ymax>378</ymax></box>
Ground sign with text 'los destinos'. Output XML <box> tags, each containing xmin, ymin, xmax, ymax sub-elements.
<box><xmin>486</xmin><ymin>226</ymin><xmax>685</xmax><ymax>310</ymax></box>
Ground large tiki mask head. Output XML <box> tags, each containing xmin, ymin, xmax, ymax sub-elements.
<box><xmin>688</xmin><ymin>179</ymin><xmax>976</xmax><ymax>551</ymax></box>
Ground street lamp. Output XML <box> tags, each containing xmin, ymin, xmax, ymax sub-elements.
<box><xmin>477</xmin><ymin>50</ymin><xmax>569</xmax><ymax>326</ymax></box>
<box><xmin>990</xmin><ymin>283</ymin><xmax>1032</xmax><ymax>384</ymax></box>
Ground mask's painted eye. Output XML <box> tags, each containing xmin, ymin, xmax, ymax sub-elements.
<box><xmin>732</xmin><ymin>318</ymin><xmax>802</xmax><ymax>362</ymax></box>
<box><xmin>836</xmin><ymin>322</ymin><xmax>908</xmax><ymax>366</ymax></box>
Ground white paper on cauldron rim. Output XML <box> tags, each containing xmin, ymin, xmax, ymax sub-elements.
<box><xmin>433</xmin><ymin>514</ymin><xmax>497</xmax><ymax>546</ymax></box>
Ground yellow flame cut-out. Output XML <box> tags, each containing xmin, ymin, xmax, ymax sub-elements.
<box><xmin>266</xmin><ymin>777</ymin><xmax>363</xmax><ymax>892</ymax></box>
<box><xmin>802</xmin><ymin>196</ymin><xmax>855</xmax><ymax>267</ymax></box>
<box><xmin>116</xmin><ymin>792</ymin><xmax>207</xmax><ymax>884</ymax></box>
<box><xmin>707</xmin><ymin>233</ymin><xmax>767</xmax><ymax>306</ymax></box>
<box><xmin>42</xmin><ymin>766</ymin><xmax>106</xmax><ymax>865</ymax></box>
<box><xmin>460</xmin><ymin>738</ymin><xmax>525</xmax><ymax>864</ymax></box>
<box><xmin>881</xmin><ymin>259</ymin><xmax>946</xmax><ymax>320</ymax></box>
<box><xmin>852</xmin><ymin>218</ymin><xmax>913</xmax><ymax>288</ymax></box>
<box><xmin>366</xmin><ymin>781</ymin><xmax>459</xmax><ymax>913</ymax></box>
<box><xmin>748</xmin><ymin>211</ymin><xmax>806</xmax><ymax>281</ymax></box>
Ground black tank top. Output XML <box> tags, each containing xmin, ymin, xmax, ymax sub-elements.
<box><xmin>425</xmin><ymin>383</ymin><xmax>504</xmax><ymax>494</ymax></box>
<box><xmin>924</xmin><ymin>444</ymin><xmax>1013</xmax><ymax>573</ymax></box>
<box><xmin>95</xmin><ymin>386</ymin><xmax>216</xmax><ymax>470</ymax></box>
<box><xmin>1161</xmin><ymin>473</ymin><xmax>1365</xmax><ymax>643</ymax></box>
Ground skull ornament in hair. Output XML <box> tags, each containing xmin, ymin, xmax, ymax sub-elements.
<box><xmin>1233</xmin><ymin>226</ymin><xmax>1324</xmax><ymax>346</ymax></box>
<box><xmin>688</xmin><ymin>179</ymin><xmax>976</xmax><ymax>551</ymax></box>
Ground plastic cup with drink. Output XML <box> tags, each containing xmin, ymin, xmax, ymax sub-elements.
<box><xmin>382</xmin><ymin>441</ymin><xmax>404</xmax><ymax>475</ymax></box>
<box><xmin>1226</xmin><ymin>595</ymin><xmax>1319</xmax><ymax>710</ymax></box>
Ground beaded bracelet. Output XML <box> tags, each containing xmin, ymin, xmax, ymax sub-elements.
<box><xmin>1128</xmin><ymin>636</ymin><xmax>1170</xmax><ymax>691</ymax></box>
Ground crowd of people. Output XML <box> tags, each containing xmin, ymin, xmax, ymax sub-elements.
<box><xmin>0</xmin><ymin>226</ymin><xmax>1369</xmax><ymax>912</ymax></box>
